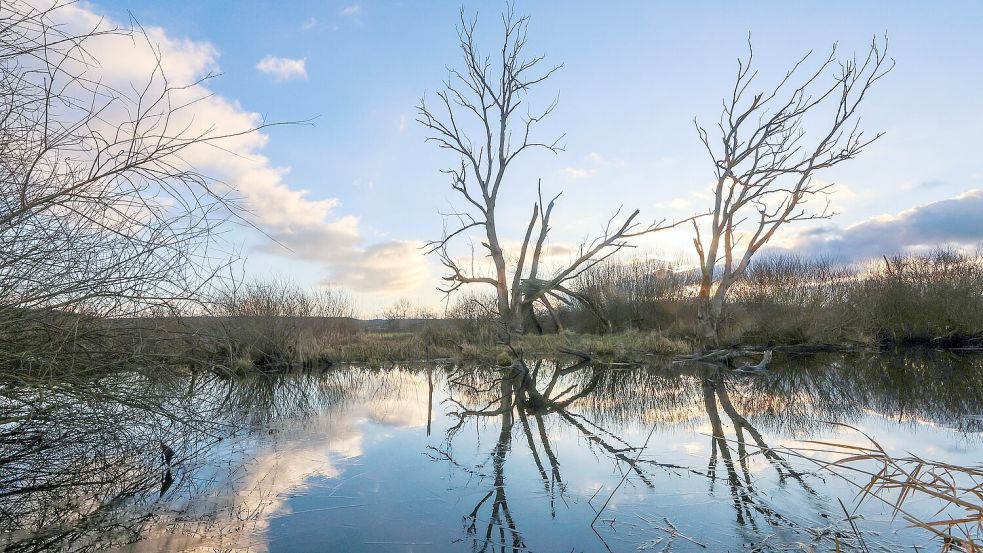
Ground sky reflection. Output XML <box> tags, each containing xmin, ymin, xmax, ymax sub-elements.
<box><xmin>5</xmin><ymin>355</ymin><xmax>982</xmax><ymax>552</ymax></box>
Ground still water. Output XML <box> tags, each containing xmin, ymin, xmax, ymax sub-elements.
<box><xmin>2</xmin><ymin>352</ymin><xmax>982</xmax><ymax>552</ymax></box>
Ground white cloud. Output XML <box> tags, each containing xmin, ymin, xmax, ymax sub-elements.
<box><xmin>339</xmin><ymin>4</ymin><xmax>361</xmax><ymax>17</ymax></box>
<box><xmin>301</xmin><ymin>17</ymin><xmax>318</xmax><ymax>31</ymax></box>
<box><xmin>560</xmin><ymin>151</ymin><xmax>625</xmax><ymax>180</ymax></box>
<box><xmin>498</xmin><ymin>241</ymin><xmax>575</xmax><ymax>261</ymax></box>
<box><xmin>255</xmin><ymin>55</ymin><xmax>308</xmax><ymax>81</ymax></box>
<box><xmin>42</xmin><ymin>2</ymin><xmax>425</xmax><ymax>295</ymax></box>
<box><xmin>562</xmin><ymin>167</ymin><xmax>595</xmax><ymax>179</ymax></box>
<box><xmin>585</xmin><ymin>151</ymin><xmax>625</xmax><ymax>167</ymax></box>
<box><xmin>134</xmin><ymin>371</ymin><xmax>431</xmax><ymax>551</ymax></box>
<box><xmin>323</xmin><ymin>242</ymin><xmax>430</xmax><ymax>293</ymax></box>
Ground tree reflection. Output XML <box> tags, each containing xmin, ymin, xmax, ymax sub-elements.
<box><xmin>2</xmin><ymin>352</ymin><xmax>982</xmax><ymax>551</ymax></box>
<box><xmin>464</xmin><ymin>377</ymin><xmax>526</xmax><ymax>551</ymax></box>
<box><xmin>435</xmin><ymin>354</ymin><xmax>691</xmax><ymax>552</ymax></box>
<box><xmin>700</xmin><ymin>372</ymin><xmax>820</xmax><ymax>534</ymax></box>
<box><xmin>0</xmin><ymin>370</ymin><xmax>369</xmax><ymax>552</ymax></box>
<box><xmin>434</xmin><ymin>352</ymin><xmax>983</xmax><ymax>551</ymax></box>
<box><xmin>1</xmin><ymin>371</ymin><xmax>220</xmax><ymax>552</ymax></box>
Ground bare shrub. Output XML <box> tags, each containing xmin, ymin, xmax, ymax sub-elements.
<box><xmin>559</xmin><ymin>249</ymin><xmax>983</xmax><ymax>346</ymax></box>
<box><xmin>445</xmin><ymin>291</ymin><xmax>499</xmax><ymax>345</ymax></box>
<box><xmin>210</xmin><ymin>280</ymin><xmax>357</xmax><ymax>370</ymax></box>
<box><xmin>569</xmin><ymin>258</ymin><xmax>698</xmax><ymax>333</ymax></box>
<box><xmin>0</xmin><ymin>1</ymin><xmax>269</xmax><ymax>374</ymax></box>
<box><xmin>852</xmin><ymin>249</ymin><xmax>983</xmax><ymax>345</ymax></box>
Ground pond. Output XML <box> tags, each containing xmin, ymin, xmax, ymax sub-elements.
<box><xmin>2</xmin><ymin>351</ymin><xmax>982</xmax><ymax>552</ymax></box>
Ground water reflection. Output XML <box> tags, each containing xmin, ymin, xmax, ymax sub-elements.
<box><xmin>1</xmin><ymin>352</ymin><xmax>981</xmax><ymax>551</ymax></box>
<box><xmin>699</xmin><ymin>374</ymin><xmax>826</xmax><ymax>542</ymax></box>
<box><xmin>436</xmin><ymin>356</ymin><xmax>700</xmax><ymax>552</ymax></box>
<box><xmin>438</xmin><ymin>358</ymin><xmax>835</xmax><ymax>551</ymax></box>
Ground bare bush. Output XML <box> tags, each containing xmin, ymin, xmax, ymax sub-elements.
<box><xmin>210</xmin><ymin>280</ymin><xmax>357</xmax><ymax>370</ymax></box>
<box><xmin>0</xmin><ymin>1</ymin><xmax>269</xmax><ymax>374</ymax></box>
<box><xmin>570</xmin><ymin>258</ymin><xmax>698</xmax><ymax>332</ymax></box>
<box><xmin>445</xmin><ymin>291</ymin><xmax>499</xmax><ymax>345</ymax></box>
<box><xmin>853</xmin><ymin>249</ymin><xmax>983</xmax><ymax>345</ymax></box>
<box><xmin>382</xmin><ymin>298</ymin><xmax>413</xmax><ymax>331</ymax></box>
<box><xmin>560</xmin><ymin>249</ymin><xmax>983</xmax><ymax>346</ymax></box>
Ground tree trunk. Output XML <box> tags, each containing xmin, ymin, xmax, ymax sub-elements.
<box><xmin>696</xmin><ymin>295</ymin><xmax>723</xmax><ymax>351</ymax></box>
<box><xmin>519</xmin><ymin>302</ymin><xmax>542</xmax><ymax>335</ymax></box>
<box><xmin>506</xmin><ymin>301</ymin><xmax>542</xmax><ymax>336</ymax></box>
<box><xmin>507</xmin><ymin>307</ymin><xmax>523</xmax><ymax>335</ymax></box>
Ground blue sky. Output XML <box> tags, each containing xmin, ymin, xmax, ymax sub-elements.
<box><xmin>81</xmin><ymin>1</ymin><xmax>983</xmax><ymax>313</ymax></box>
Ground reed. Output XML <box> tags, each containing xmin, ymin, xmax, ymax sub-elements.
<box><xmin>787</xmin><ymin>424</ymin><xmax>982</xmax><ymax>551</ymax></box>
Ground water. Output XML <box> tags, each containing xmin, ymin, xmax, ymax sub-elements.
<box><xmin>2</xmin><ymin>351</ymin><xmax>982</xmax><ymax>552</ymax></box>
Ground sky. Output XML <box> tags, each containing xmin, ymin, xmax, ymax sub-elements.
<box><xmin>54</xmin><ymin>1</ymin><xmax>983</xmax><ymax>314</ymax></box>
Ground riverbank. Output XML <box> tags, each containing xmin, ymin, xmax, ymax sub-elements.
<box><xmin>211</xmin><ymin>325</ymin><xmax>981</xmax><ymax>374</ymax></box>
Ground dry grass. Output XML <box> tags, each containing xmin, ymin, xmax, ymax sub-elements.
<box><xmin>224</xmin><ymin>328</ymin><xmax>692</xmax><ymax>368</ymax></box>
<box><xmin>787</xmin><ymin>423</ymin><xmax>982</xmax><ymax>551</ymax></box>
<box><xmin>513</xmin><ymin>329</ymin><xmax>692</xmax><ymax>361</ymax></box>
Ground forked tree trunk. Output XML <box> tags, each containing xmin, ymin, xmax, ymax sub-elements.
<box><xmin>506</xmin><ymin>301</ymin><xmax>542</xmax><ymax>336</ymax></box>
<box><xmin>509</xmin><ymin>360</ymin><xmax>549</xmax><ymax>411</ymax></box>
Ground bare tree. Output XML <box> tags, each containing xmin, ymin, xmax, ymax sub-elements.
<box><xmin>419</xmin><ymin>7</ymin><xmax>681</xmax><ymax>337</ymax></box>
<box><xmin>691</xmin><ymin>36</ymin><xmax>892</xmax><ymax>347</ymax></box>
<box><xmin>382</xmin><ymin>298</ymin><xmax>413</xmax><ymax>331</ymax></box>
<box><xmin>0</xmin><ymin>1</ymin><xmax>271</xmax><ymax>371</ymax></box>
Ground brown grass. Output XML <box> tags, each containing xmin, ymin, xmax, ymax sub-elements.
<box><xmin>787</xmin><ymin>423</ymin><xmax>982</xmax><ymax>551</ymax></box>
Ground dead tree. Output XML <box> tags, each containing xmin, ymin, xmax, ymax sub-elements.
<box><xmin>691</xmin><ymin>36</ymin><xmax>892</xmax><ymax>347</ymax></box>
<box><xmin>419</xmin><ymin>7</ymin><xmax>680</xmax><ymax>336</ymax></box>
